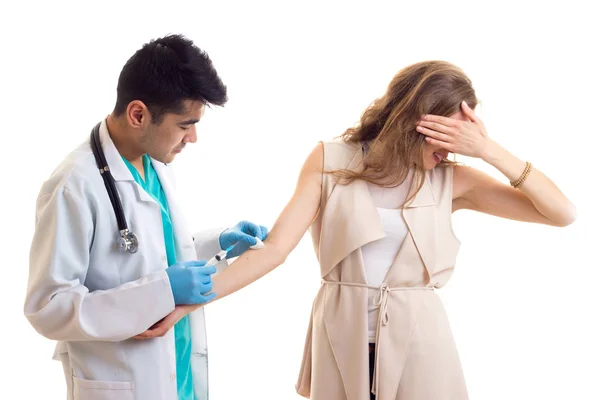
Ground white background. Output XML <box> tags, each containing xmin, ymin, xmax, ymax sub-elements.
<box><xmin>1</xmin><ymin>0</ymin><xmax>598</xmax><ymax>399</ymax></box>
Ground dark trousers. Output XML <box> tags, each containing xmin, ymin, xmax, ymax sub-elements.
<box><xmin>368</xmin><ymin>343</ymin><xmax>376</xmax><ymax>400</ymax></box>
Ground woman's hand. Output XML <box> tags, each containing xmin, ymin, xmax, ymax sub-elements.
<box><xmin>417</xmin><ymin>101</ymin><xmax>490</xmax><ymax>159</ymax></box>
<box><xmin>132</xmin><ymin>304</ymin><xmax>199</xmax><ymax>340</ymax></box>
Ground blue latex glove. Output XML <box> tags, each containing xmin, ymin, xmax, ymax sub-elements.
<box><xmin>165</xmin><ymin>260</ymin><xmax>217</xmax><ymax>305</ymax></box>
<box><xmin>219</xmin><ymin>220</ymin><xmax>269</xmax><ymax>258</ymax></box>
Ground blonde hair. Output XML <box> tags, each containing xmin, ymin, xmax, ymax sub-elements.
<box><xmin>331</xmin><ymin>60</ymin><xmax>478</xmax><ymax>203</ymax></box>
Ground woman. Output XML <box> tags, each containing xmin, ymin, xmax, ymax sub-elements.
<box><xmin>137</xmin><ymin>61</ymin><xmax>577</xmax><ymax>400</ymax></box>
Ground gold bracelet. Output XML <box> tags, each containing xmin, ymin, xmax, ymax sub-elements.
<box><xmin>510</xmin><ymin>161</ymin><xmax>532</xmax><ymax>188</ymax></box>
<box><xmin>512</xmin><ymin>162</ymin><xmax>532</xmax><ymax>188</ymax></box>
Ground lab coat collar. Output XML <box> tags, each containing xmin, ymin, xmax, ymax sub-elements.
<box><xmin>98</xmin><ymin>118</ymin><xmax>137</xmax><ymax>182</ymax></box>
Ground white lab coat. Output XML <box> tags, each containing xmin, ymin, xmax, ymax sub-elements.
<box><xmin>24</xmin><ymin>119</ymin><xmax>227</xmax><ymax>400</ymax></box>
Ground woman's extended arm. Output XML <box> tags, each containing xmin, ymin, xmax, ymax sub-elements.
<box><xmin>133</xmin><ymin>143</ymin><xmax>325</xmax><ymax>339</ymax></box>
<box><xmin>210</xmin><ymin>142</ymin><xmax>324</xmax><ymax>299</ymax></box>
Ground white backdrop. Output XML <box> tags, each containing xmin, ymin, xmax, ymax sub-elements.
<box><xmin>1</xmin><ymin>1</ymin><xmax>598</xmax><ymax>399</ymax></box>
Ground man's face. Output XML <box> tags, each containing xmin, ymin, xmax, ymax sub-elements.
<box><xmin>142</xmin><ymin>100</ymin><xmax>205</xmax><ymax>164</ymax></box>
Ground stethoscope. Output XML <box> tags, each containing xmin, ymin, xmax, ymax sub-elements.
<box><xmin>90</xmin><ymin>122</ymin><xmax>139</xmax><ymax>253</ymax></box>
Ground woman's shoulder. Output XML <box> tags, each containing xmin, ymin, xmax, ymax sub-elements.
<box><xmin>430</xmin><ymin>163</ymin><xmax>456</xmax><ymax>182</ymax></box>
<box><xmin>319</xmin><ymin>139</ymin><xmax>360</xmax><ymax>152</ymax></box>
<box><xmin>428</xmin><ymin>164</ymin><xmax>458</xmax><ymax>203</ymax></box>
<box><xmin>318</xmin><ymin>139</ymin><xmax>361</xmax><ymax>167</ymax></box>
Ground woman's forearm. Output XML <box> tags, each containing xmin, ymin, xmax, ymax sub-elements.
<box><xmin>482</xmin><ymin>139</ymin><xmax>577</xmax><ymax>226</ymax></box>
<box><xmin>210</xmin><ymin>238</ymin><xmax>287</xmax><ymax>301</ymax></box>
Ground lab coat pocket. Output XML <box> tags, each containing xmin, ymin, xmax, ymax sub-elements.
<box><xmin>72</xmin><ymin>376</ymin><xmax>134</xmax><ymax>400</ymax></box>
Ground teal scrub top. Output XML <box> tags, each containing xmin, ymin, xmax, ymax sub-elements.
<box><xmin>122</xmin><ymin>154</ymin><xmax>195</xmax><ymax>400</ymax></box>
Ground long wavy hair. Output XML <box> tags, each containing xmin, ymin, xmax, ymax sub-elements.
<box><xmin>330</xmin><ymin>61</ymin><xmax>478</xmax><ymax>204</ymax></box>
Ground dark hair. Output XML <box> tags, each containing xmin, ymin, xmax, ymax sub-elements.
<box><xmin>113</xmin><ymin>34</ymin><xmax>228</xmax><ymax>123</ymax></box>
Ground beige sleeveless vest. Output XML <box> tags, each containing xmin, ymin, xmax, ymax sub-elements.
<box><xmin>295</xmin><ymin>141</ymin><xmax>468</xmax><ymax>400</ymax></box>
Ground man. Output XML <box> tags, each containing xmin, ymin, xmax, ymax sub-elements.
<box><xmin>23</xmin><ymin>34</ymin><xmax>267</xmax><ymax>400</ymax></box>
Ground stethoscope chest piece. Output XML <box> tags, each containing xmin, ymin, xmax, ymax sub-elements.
<box><xmin>118</xmin><ymin>229</ymin><xmax>139</xmax><ymax>253</ymax></box>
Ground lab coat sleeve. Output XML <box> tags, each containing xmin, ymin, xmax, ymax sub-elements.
<box><xmin>192</xmin><ymin>228</ymin><xmax>229</xmax><ymax>273</ymax></box>
<box><xmin>24</xmin><ymin>183</ymin><xmax>175</xmax><ymax>342</ymax></box>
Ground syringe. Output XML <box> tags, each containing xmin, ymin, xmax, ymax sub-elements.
<box><xmin>204</xmin><ymin>237</ymin><xmax>264</xmax><ymax>267</ymax></box>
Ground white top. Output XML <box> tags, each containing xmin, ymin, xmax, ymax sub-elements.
<box><xmin>362</xmin><ymin>172</ymin><xmax>412</xmax><ymax>342</ymax></box>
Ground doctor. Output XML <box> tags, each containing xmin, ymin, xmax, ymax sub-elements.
<box><xmin>23</xmin><ymin>34</ymin><xmax>267</xmax><ymax>400</ymax></box>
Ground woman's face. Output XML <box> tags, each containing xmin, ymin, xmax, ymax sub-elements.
<box><xmin>420</xmin><ymin>110</ymin><xmax>470</xmax><ymax>170</ymax></box>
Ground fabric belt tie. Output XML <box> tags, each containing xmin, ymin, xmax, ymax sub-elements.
<box><xmin>321</xmin><ymin>280</ymin><xmax>434</xmax><ymax>396</ymax></box>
